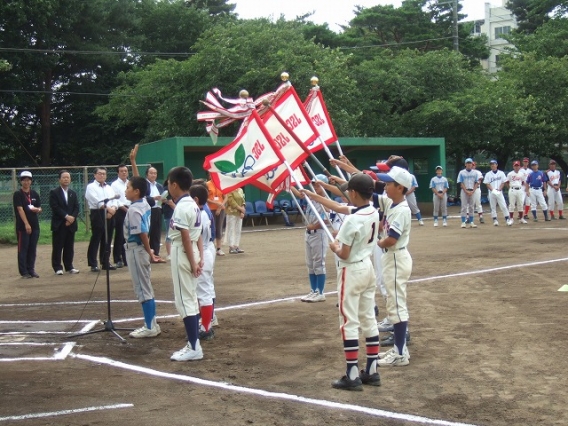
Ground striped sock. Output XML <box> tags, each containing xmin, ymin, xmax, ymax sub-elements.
<box><xmin>365</xmin><ymin>335</ymin><xmax>380</xmax><ymax>374</ymax></box>
<box><xmin>343</xmin><ymin>339</ymin><xmax>359</xmax><ymax>380</ymax></box>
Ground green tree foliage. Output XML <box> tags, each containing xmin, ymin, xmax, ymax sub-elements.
<box><xmin>507</xmin><ymin>17</ymin><xmax>568</xmax><ymax>57</ymax></box>
<box><xmin>506</xmin><ymin>0</ymin><xmax>568</xmax><ymax>34</ymax></box>
<box><xmin>97</xmin><ymin>19</ymin><xmax>361</xmax><ymax>142</ymax></box>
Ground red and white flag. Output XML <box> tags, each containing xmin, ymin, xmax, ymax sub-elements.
<box><xmin>304</xmin><ymin>86</ymin><xmax>338</xmax><ymax>146</ymax></box>
<box><xmin>203</xmin><ymin>110</ymin><xmax>281</xmax><ymax>193</ymax></box>
<box><xmin>258</xmin><ymin>166</ymin><xmax>309</xmax><ymax>207</ymax></box>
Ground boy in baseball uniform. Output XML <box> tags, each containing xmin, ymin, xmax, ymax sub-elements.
<box><xmin>124</xmin><ymin>176</ymin><xmax>162</xmax><ymax>338</ymax></box>
<box><xmin>472</xmin><ymin>162</ymin><xmax>485</xmax><ymax>224</ymax></box>
<box><xmin>507</xmin><ymin>161</ymin><xmax>528</xmax><ymax>224</ymax></box>
<box><xmin>430</xmin><ymin>166</ymin><xmax>448</xmax><ymax>227</ymax></box>
<box><xmin>375</xmin><ymin>166</ymin><xmax>413</xmax><ymax>367</ymax></box>
<box><xmin>521</xmin><ymin>157</ymin><xmax>532</xmax><ymax>220</ymax></box>
<box><xmin>168</xmin><ymin>167</ymin><xmax>205</xmax><ymax>361</ymax></box>
<box><xmin>546</xmin><ymin>160</ymin><xmax>565</xmax><ymax>219</ymax></box>
<box><xmin>329</xmin><ymin>173</ymin><xmax>381</xmax><ymax>391</ymax></box>
<box><xmin>483</xmin><ymin>160</ymin><xmax>513</xmax><ymax>226</ymax></box>
<box><xmin>190</xmin><ymin>183</ymin><xmax>217</xmax><ymax>341</ymax></box>
<box><xmin>404</xmin><ymin>173</ymin><xmax>424</xmax><ymax>226</ymax></box>
<box><xmin>457</xmin><ymin>158</ymin><xmax>479</xmax><ymax>228</ymax></box>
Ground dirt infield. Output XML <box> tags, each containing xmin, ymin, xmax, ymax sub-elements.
<box><xmin>1</xmin><ymin>214</ymin><xmax>568</xmax><ymax>426</ymax></box>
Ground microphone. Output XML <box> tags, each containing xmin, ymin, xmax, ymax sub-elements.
<box><xmin>98</xmin><ymin>193</ymin><xmax>121</xmax><ymax>204</ymax></box>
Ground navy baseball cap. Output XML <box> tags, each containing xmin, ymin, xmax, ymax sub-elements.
<box><xmin>531</xmin><ymin>160</ymin><xmax>538</xmax><ymax>165</ymax></box>
<box><xmin>376</xmin><ymin>166</ymin><xmax>413</xmax><ymax>190</ymax></box>
<box><xmin>490</xmin><ymin>159</ymin><xmax>497</xmax><ymax>164</ymax></box>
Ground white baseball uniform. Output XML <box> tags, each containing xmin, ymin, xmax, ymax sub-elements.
<box><xmin>457</xmin><ymin>168</ymin><xmax>478</xmax><ymax>221</ymax></box>
<box><xmin>196</xmin><ymin>208</ymin><xmax>216</xmax><ymax>306</ymax></box>
<box><xmin>521</xmin><ymin>167</ymin><xmax>532</xmax><ymax>207</ymax></box>
<box><xmin>474</xmin><ymin>169</ymin><xmax>483</xmax><ymax>213</ymax></box>
<box><xmin>430</xmin><ymin>175</ymin><xmax>449</xmax><ymax>217</ymax></box>
<box><xmin>170</xmin><ymin>195</ymin><xmax>202</xmax><ymax>318</ymax></box>
<box><xmin>546</xmin><ymin>169</ymin><xmax>563</xmax><ymax>213</ymax></box>
<box><xmin>404</xmin><ymin>174</ymin><xmax>420</xmax><ymax>215</ymax></box>
<box><xmin>381</xmin><ymin>198</ymin><xmax>412</xmax><ymax>325</ymax></box>
<box><xmin>507</xmin><ymin>170</ymin><xmax>526</xmax><ymax>214</ymax></box>
<box><xmin>483</xmin><ymin>169</ymin><xmax>510</xmax><ymax>220</ymax></box>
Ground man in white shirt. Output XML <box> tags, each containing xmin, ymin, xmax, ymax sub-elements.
<box><xmin>85</xmin><ymin>167</ymin><xmax>118</xmax><ymax>272</ymax></box>
<box><xmin>111</xmin><ymin>164</ymin><xmax>130</xmax><ymax>268</ymax></box>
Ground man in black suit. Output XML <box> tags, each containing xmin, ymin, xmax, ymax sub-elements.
<box><xmin>50</xmin><ymin>170</ymin><xmax>80</xmax><ymax>274</ymax></box>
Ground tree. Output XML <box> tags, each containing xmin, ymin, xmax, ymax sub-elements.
<box><xmin>506</xmin><ymin>0</ymin><xmax>568</xmax><ymax>34</ymax></box>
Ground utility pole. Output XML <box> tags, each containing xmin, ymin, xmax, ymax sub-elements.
<box><xmin>453</xmin><ymin>0</ymin><xmax>459</xmax><ymax>52</ymax></box>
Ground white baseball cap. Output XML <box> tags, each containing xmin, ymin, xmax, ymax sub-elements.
<box><xmin>376</xmin><ymin>166</ymin><xmax>413</xmax><ymax>190</ymax></box>
<box><xmin>20</xmin><ymin>171</ymin><xmax>32</xmax><ymax>179</ymax></box>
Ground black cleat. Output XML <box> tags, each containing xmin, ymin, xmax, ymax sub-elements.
<box><xmin>90</xmin><ymin>266</ymin><xmax>100</xmax><ymax>272</ymax></box>
<box><xmin>199</xmin><ymin>328</ymin><xmax>215</xmax><ymax>341</ymax></box>
<box><xmin>380</xmin><ymin>331</ymin><xmax>411</xmax><ymax>347</ymax></box>
<box><xmin>332</xmin><ymin>375</ymin><xmax>363</xmax><ymax>391</ymax></box>
<box><xmin>360</xmin><ymin>370</ymin><xmax>381</xmax><ymax>386</ymax></box>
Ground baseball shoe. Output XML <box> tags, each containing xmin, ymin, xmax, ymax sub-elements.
<box><xmin>171</xmin><ymin>341</ymin><xmax>203</xmax><ymax>361</ymax></box>
<box><xmin>479</xmin><ymin>217</ymin><xmax>485</xmax><ymax>224</ymax></box>
<box><xmin>418</xmin><ymin>220</ymin><xmax>424</xmax><ymax>226</ymax></box>
<box><xmin>461</xmin><ymin>222</ymin><xmax>467</xmax><ymax>228</ymax></box>
<box><xmin>533</xmin><ymin>218</ymin><xmax>538</xmax><ymax>222</ymax></box>
<box><xmin>301</xmin><ymin>290</ymin><xmax>318</xmax><ymax>302</ymax></box>
<box><xmin>115</xmin><ymin>261</ymin><xmax>124</xmax><ymax>268</ymax></box>
<box><xmin>377</xmin><ymin>317</ymin><xmax>394</xmax><ymax>332</ymax></box>
<box><xmin>236</xmin><ymin>247</ymin><xmax>245</xmax><ymax>253</ymax></box>
<box><xmin>493</xmin><ymin>219</ymin><xmax>499</xmax><ymax>226</ymax></box>
<box><xmin>331</xmin><ymin>375</ymin><xmax>363</xmax><ymax>391</ymax></box>
<box><xmin>377</xmin><ymin>350</ymin><xmax>409</xmax><ymax>367</ymax></box>
<box><xmin>520</xmin><ymin>218</ymin><xmax>528</xmax><ymax>224</ymax></box>
<box><xmin>550</xmin><ymin>215</ymin><xmax>556</xmax><ymax>220</ymax></box>
<box><xmin>21</xmin><ymin>274</ymin><xmax>32</xmax><ymax>279</ymax></box>
<box><xmin>129</xmin><ymin>323</ymin><xmax>161</xmax><ymax>338</ymax></box>
<box><xmin>90</xmin><ymin>266</ymin><xmax>100</xmax><ymax>272</ymax></box>
<box><xmin>68</xmin><ymin>268</ymin><xmax>80</xmax><ymax>274</ymax></box>
<box><xmin>469</xmin><ymin>222</ymin><xmax>478</xmax><ymax>228</ymax></box>
<box><xmin>380</xmin><ymin>331</ymin><xmax>411</xmax><ymax>347</ymax></box>
<box><xmin>359</xmin><ymin>370</ymin><xmax>381</xmax><ymax>386</ymax></box>
<box><xmin>506</xmin><ymin>219</ymin><xmax>513</xmax><ymax>226</ymax></box>
<box><xmin>559</xmin><ymin>216</ymin><xmax>566</xmax><ymax>220</ymax></box>
<box><xmin>378</xmin><ymin>345</ymin><xmax>410</xmax><ymax>360</ymax></box>
<box><xmin>102</xmin><ymin>264</ymin><xmax>117</xmax><ymax>270</ymax></box>
<box><xmin>433</xmin><ymin>220</ymin><xmax>438</xmax><ymax>227</ymax></box>
<box><xmin>55</xmin><ymin>270</ymin><xmax>64</xmax><ymax>275</ymax></box>
<box><xmin>199</xmin><ymin>328</ymin><xmax>215</xmax><ymax>341</ymax></box>
<box><xmin>285</xmin><ymin>222</ymin><xmax>295</xmax><ymax>227</ymax></box>
<box><xmin>443</xmin><ymin>220</ymin><xmax>448</xmax><ymax>227</ymax></box>
<box><xmin>229</xmin><ymin>247</ymin><xmax>238</xmax><ymax>254</ymax></box>
<box><xmin>545</xmin><ymin>217</ymin><xmax>551</xmax><ymax>221</ymax></box>
<box><xmin>307</xmin><ymin>293</ymin><xmax>326</xmax><ymax>302</ymax></box>
<box><xmin>216</xmin><ymin>248</ymin><xmax>225</xmax><ymax>256</ymax></box>
<box><xmin>211</xmin><ymin>314</ymin><xmax>219</xmax><ymax>327</ymax></box>
<box><xmin>30</xmin><ymin>272</ymin><xmax>39</xmax><ymax>278</ymax></box>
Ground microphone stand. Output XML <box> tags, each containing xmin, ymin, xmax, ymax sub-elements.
<box><xmin>69</xmin><ymin>196</ymin><xmax>133</xmax><ymax>343</ymax></box>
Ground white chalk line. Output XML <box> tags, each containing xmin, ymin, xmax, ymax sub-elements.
<box><xmin>0</xmin><ymin>342</ymin><xmax>76</xmax><ymax>362</ymax></box>
<box><xmin>0</xmin><ymin>299</ymin><xmax>173</xmax><ymax>308</ymax></box>
<box><xmin>0</xmin><ymin>403</ymin><xmax>133</xmax><ymax>422</ymax></box>
<box><xmin>71</xmin><ymin>352</ymin><xmax>477</xmax><ymax>426</ymax></box>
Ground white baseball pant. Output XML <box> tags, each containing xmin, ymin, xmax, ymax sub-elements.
<box><xmin>405</xmin><ymin>192</ymin><xmax>420</xmax><ymax>215</ymax></box>
<box><xmin>488</xmin><ymin>190</ymin><xmax>510</xmax><ymax>219</ymax></box>
<box><xmin>196</xmin><ymin>243</ymin><xmax>216</xmax><ymax>306</ymax></box>
<box><xmin>547</xmin><ymin>187</ymin><xmax>563</xmax><ymax>212</ymax></box>
<box><xmin>474</xmin><ymin>187</ymin><xmax>482</xmax><ymax>213</ymax></box>
<box><xmin>432</xmin><ymin>193</ymin><xmax>448</xmax><ymax>217</ymax></box>
<box><xmin>460</xmin><ymin>189</ymin><xmax>475</xmax><ymax>219</ymax></box>
<box><xmin>508</xmin><ymin>188</ymin><xmax>524</xmax><ymax>214</ymax></box>
<box><xmin>373</xmin><ymin>244</ymin><xmax>385</xmax><ymax>298</ymax></box>
<box><xmin>171</xmin><ymin>241</ymin><xmax>200</xmax><ymax>317</ymax></box>
<box><xmin>529</xmin><ymin>188</ymin><xmax>548</xmax><ymax>211</ymax></box>
<box><xmin>383</xmin><ymin>248</ymin><xmax>412</xmax><ymax>324</ymax></box>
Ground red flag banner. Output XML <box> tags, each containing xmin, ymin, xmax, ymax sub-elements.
<box><xmin>203</xmin><ymin>110</ymin><xmax>281</xmax><ymax>193</ymax></box>
<box><xmin>253</xmin><ymin>165</ymin><xmax>309</xmax><ymax>199</ymax></box>
<box><xmin>303</xmin><ymin>87</ymin><xmax>338</xmax><ymax>146</ymax></box>
<box><xmin>265</xmin><ymin>167</ymin><xmax>309</xmax><ymax>208</ymax></box>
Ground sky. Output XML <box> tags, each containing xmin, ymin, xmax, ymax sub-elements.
<box><xmin>231</xmin><ymin>1</ymin><xmax>503</xmax><ymax>32</ymax></box>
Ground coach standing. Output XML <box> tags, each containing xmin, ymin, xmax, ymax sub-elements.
<box><xmin>85</xmin><ymin>167</ymin><xmax>118</xmax><ymax>272</ymax></box>
<box><xmin>50</xmin><ymin>170</ymin><xmax>80</xmax><ymax>275</ymax></box>
<box><xmin>13</xmin><ymin>171</ymin><xmax>42</xmax><ymax>278</ymax></box>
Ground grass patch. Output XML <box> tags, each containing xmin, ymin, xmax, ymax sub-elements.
<box><xmin>0</xmin><ymin>221</ymin><xmax>92</xmax><ymax>245</ymax></box>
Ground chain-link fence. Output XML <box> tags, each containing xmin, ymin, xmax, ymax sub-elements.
<box><xmin>0</xmin><ymin>165</ymin><xmax>150</xmax><ymax>230</ymax></box>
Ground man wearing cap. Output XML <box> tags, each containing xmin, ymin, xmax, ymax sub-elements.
<box><xmin>483</xmin><ymin>160</ymin><xmax>513</xmax><ymax>226</ymax></box>
<box><xmin>13</xmin><ymin>171</ymin><xmax>42</xmax><ymax>278</ymax></box>
<box><xmin>507</xmin><ymin>161</ymin><xmax>528</xmax><ymax>224</ymax></box>
<box><xmin>525</xmin><ymin>161</ymin><xmax>550</xmax><ymax>221</ymax></box>
<box><xmin>457</xmin><ymin>158</ymin><xmax>479</xmax><ymax>228</ymax></box>
<box><xmin>430</xmin><ymin>166</ymin><xmax>449</xmax><ymax>227</ymax></box>
<box><xmin>471</xmin><ymin>162</ymin><xmax>485</xmax><ymax>224</ymax></box>
<box><xmin>521</xmin><ymin>158</ymin><xmax>532</xmax><ymax>219</ymax></box>
<box><xmin>292</xmin><ymin>174</ymin><xmax>330</xmax><ymax>303</ymax></box>
<box><xmin>546</xmin><ymin>160</ymin><xmax>565</xmax><ymax>219</ymax></box>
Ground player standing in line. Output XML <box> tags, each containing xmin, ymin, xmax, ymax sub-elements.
<box><xmin>521</xmin><ymin>157</ymin><xmax>532</xmax><ymax>220</ymax></box>
<box><xmin>189</xmin><ymin>183</ymin><xmax>216</xmax><ymax>341</ymax></box>
<box><xmin>124</xmin><ymin>176</ymin><xmax>162</xmax><ymax>338</ymax></box>
<box><xmin>167</xmin><ymin>166</ymin><xmax>205</xmax><ymax>361</ymax></box>
<box><xmin>507</xmin><ymin>161</ymin><xmax>528</xmax><ymax>224</ymax></box>
<box><xmin>374</xmin><ymin>166</ymin><xmax>413</xmax><ymax>367</ymax></box>
<box><xmin>526</xmin><ymin>160</ymin><xmax>550</xmax><ymax>222</ymax></box>
<box><xmin>292</xmin><ymin>175</ymin><xmax>330</xmax><ymax>303</ymax></box>
<box><xmin>430</xmin><ymin>166</ymin><xmax>449</xmax><ymax>227</ymax></box>
<box><xmin>404</xmin><ymin>173</ymin><xmax>424</xmax><ymax>226</ymax></box>
<box><xmin>483</xmin><ymin>160</ymin><xmax>513</xmax><ymax>226</ymax></box>
<box><xmin>472</xmin><ymin>162</ymin><xmax>485</xmax><ymax>224</ymax></box>
<box><xmin>328</xmin><ymin>173</ymin><xmax>381</xmax><ymax>390</ymax></box>
<box><xmin>546</xmin><ymin>160</ymin><xmax>565</xmax><ymax>220</ymax></box>
<box><xmin>457</xmin><ymin>158</ymin><xmax>479</xmax><ymax>229</ymax></box>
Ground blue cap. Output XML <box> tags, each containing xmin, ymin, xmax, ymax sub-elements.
<box><xmin>531</xmin><ymin>160</ymin><xmax>538</xmax><ymax>166</ymax></box>
<box><xmin>490</xmin><ymin>159</ymin><xmax>497</xmax><ymax>164</ymax></box>
<box><xmin>465</xmin><ymin>158</ymin><xmax>473</xmax><ymax>164</ymax></box>
<box><xmin>312</xmin><ymin>174</ymin><xmax>329</xmax><ymax>184</ymax></box>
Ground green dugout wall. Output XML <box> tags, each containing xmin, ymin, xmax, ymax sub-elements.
<box><xmin>135</xmin><ymin>136</ymin><xmax>445</xmax><ymax>209</ymax></box>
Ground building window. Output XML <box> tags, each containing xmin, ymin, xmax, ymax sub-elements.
<box><xmin>494</xmin><ymin>26</ymin><xmax>511</xmax><ymax>38</ymax></box>
<box><xmin>495</xmin><ymin>55</ymin><xmax>501</xmax><ymax>67</ymax></box>
<box><xmin>474</xmin><ymin>21</ymin><xmax>483</xmax><ymax>34</ymax></box>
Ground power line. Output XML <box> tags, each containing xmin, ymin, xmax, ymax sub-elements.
<box><xmin>0</xmin><ymin>89</ymin><xmax>151</xmax><ymax>97</ymax></box>
<box><xmin>0</xmin><ymin>47</ymin><xmax>195</xmax><ymax>57</ymax></box>
<box><xmin>338</xmin><ymin>36</ymin><xmax>454</xmax><ymax>50</ymax></box>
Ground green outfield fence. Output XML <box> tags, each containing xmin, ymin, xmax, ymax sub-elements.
<box><xmin>0</xmin><ymin>165</ymin><xmax>150</xmax><ymax>231</ymax></box>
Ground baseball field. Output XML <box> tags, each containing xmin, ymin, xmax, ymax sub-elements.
<box><xmin>1</xmin><ymin>210</ymin><xmax>567</xmax><ymax>426</ymax></box>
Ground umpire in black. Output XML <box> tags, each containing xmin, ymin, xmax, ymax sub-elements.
<box><xmin>50</xmin><ymin>170</ymin><xmax>80</xmax><ymax>274</ymax></box>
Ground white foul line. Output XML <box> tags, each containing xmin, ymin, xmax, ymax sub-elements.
<box><xmin>0</xmin><ymin>403</ymin><xmax>133</xmax><ymax>422</ymax></box>
<box><xmin>71</xmin><ymin>353</ymin><xmax>477</xmax><ymax>426</ymax></box>
<box><xmin>0</xmin><ymin>342</ymin><xmax>76</xmax><ymax>362</ymax></box>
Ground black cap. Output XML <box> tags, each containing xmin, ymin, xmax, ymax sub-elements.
<box><xmin>386</xmin><ymin>157</ymin><xmax>409</xmax><ymax>170</ymax></box>
<box><xmin>340</xmin><ymin>173</ymin><xmax>374</xmax><ymax>199</ymax></box>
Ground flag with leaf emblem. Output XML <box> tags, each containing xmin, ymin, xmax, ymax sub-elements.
<box><xmin>203</xmin><ymin>110</ymin><xmax>282</xmax><ymax>193</ymax></box>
